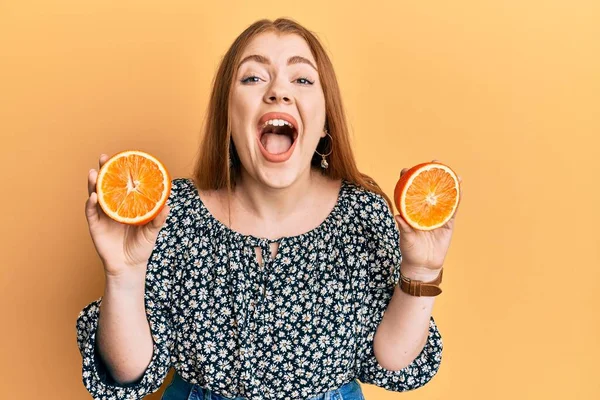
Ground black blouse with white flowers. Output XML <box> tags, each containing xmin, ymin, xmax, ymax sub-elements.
<box><xmin>76</xmin><ymin>177</ymin><xmax>443</xmax><ymax>400</ymax></box>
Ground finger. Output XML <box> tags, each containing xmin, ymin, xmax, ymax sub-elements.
<box><xmin>149</xmin><ymin>205</ymin><xmax>171</xmax><ymax>232</ymax></box>
<box><xmin>451</xmin><ymin>181</ymin><xmax>463</xmax><ymax>219</ymax></box>
<box><xmin>88</xmin><ymin>169</ymin><xmax>97</xmax><ymax>197</ymax></box>
<box><xmin>85</xmin><ymin>192</ymin><xmax>99</xmax><ymax>225</ymax></box>
<box><xmin>394</xmin><ymin>215</ymin><xmax>414</xmax><ymax>235</ymax></box>
<box><xmin>99</xmin><ymin>154</ymin><xmax>109</xmax><ymax>170</ymax></box>
<box><xmin>399</xmin><ymin>168</ymin><xmax>408</xmax><ymax>177</ymax></box>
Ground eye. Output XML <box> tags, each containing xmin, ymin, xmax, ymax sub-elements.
<box><xmin>241</xmin><ymin>75</ymin><xmax>262</xmax><ymax>84</ymax></box>
<box><xmin>296</xmin><ymin>77</ymin><xmax>314</xmax><ymax>85</ymax></box>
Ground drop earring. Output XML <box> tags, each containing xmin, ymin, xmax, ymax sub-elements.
<box><xmin>315</xmin><ymin>129</ymin><xmax>333</xmax><ymax>169</ymax></box>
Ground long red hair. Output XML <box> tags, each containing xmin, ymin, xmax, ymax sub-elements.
<box><xmin>191</xmin><ymin>18</ymin><xmax>393</xmax><ymax>212</ymax></box>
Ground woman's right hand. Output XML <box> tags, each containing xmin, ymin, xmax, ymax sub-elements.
<box><xmin>85</xmin><ymin>154</ymin><xmax>171</xmax><ymax>278</ymax></box>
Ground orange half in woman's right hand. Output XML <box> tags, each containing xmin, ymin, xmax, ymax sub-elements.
<box><xmin>96</xmin><ymin>150</ymin><xmax>171</xmax><ymax>226</ymax></box>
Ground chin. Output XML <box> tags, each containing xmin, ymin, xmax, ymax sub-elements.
<box><xmin>255</xmin><ymin>167</ymin><xmax>302</xmax><ymax>190</ymax></box>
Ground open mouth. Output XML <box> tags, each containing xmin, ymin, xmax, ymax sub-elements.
<box><xmin>259</xmin><ymin>119</ymin><xmax>298</xmax><ymax>155</ymax></box>
<box><xmin>256</xmin><ymin>113</ymin><xmax>299</xmax><ymax>163</ymax></box>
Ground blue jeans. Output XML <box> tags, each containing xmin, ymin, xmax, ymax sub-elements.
<box><xmin>161</xmin><ymin>372</ymin><xmax>365</xmax><ymax>400</ymax></box>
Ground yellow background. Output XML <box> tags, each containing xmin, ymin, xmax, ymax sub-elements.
<box><xmin>1</xmin><ymin>0</ymin><xmax>598</xmax><ymax>399</ymax></box>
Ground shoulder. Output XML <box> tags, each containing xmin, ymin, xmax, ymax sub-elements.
<box><xmin>150</xmin><ymin>178</ymin><xmax>201</xmax><ymax>259</ymax></box>
<box><xmin>165</xmin><ymin>177</ymin><xmax>199</xmax><ymax>212</ymax></box>
<box><xmin>158</xmin><ymin>177</ymin><xmax>200</xmax><ymax>235</ymax></box>
<box><xmin>343</xmin><ymin>180</ymin><xmax>397</xmax><ymax>240</ymax></box>
<box><xmin>343</xmin><ymin>181</ymin><xmax>393</xmax><ymax>219</ymax></box>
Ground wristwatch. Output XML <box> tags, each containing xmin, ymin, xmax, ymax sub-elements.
<box><xmin>399</xmin><ymin>268</ymin><xmax>443</xmax><ymax>297</ymax></box>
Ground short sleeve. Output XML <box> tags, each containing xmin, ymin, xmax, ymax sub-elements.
<box><xmin>75</xmin><ymin>178</ymin><xmax>186</xmax><ymax>399</ymax></box>
<box><xmin>356</xmin><ymin>193</ymin><xmax>443</xmax><ymax>391</ymax></box>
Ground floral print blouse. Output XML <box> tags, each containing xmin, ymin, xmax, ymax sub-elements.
<box><xmin>76</xmin><ymin>177</ymin><xmax>443</xmax><ymax>400</ymax></box>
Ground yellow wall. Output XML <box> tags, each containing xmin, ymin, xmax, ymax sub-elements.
<box><xmin>1</xmin><ymin>1</ymin><xmax>598</xmax><ymax>399</ymax></box>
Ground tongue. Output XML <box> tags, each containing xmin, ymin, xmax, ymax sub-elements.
<box><xmin>261</xmin><ymin>133</ymin><xmax>293</xmax><ymax>155</ymax></box>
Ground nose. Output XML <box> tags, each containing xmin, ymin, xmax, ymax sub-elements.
<box><xmin>264</xmin><ymin>79</ymin><xmax>293</xmax><ymax>104</ymax></box>
<box><xmin>267</xmin><ymin>94</ymin><xmax>291</xmax><ymax>103</ymax></box>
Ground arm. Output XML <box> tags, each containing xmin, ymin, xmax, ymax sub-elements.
<box><xmin>356</xmin><ymin>193</ymin><xmax>442</xmax><ymax>391</ymax></box>
<box><xmin>76</xmin><ymin>228</ymin><xmax>178</xmax><ymax>398</ymax></box>
<box><xmin>76</xmin><ymin>179</ymin><xmax>184</xmax><ymax>398</ymax></box>
<box><xmin>373</xmin><ymin>267</ymin><xmax>440</xmax><ymax>371</ymax></box>
<box><xmin>96</xmin><ymin>271</ymin><xmax>154</xmax><ymax>384</ymax></box>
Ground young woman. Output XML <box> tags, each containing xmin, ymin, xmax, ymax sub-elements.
<box><xmin>77</xmin><ymin>18</ymin><xmax>460</xmax><ymax>400</ymax></box>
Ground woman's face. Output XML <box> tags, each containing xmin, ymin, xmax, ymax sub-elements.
<box><xmin>229</xmin><ymin>32</ymin><xmax>326</xmax><ymax>189</ymax></box>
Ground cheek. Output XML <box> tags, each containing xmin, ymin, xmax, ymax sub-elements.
<box><xmin>299</xmin><ymin>93</ymin><xmax>327</xmax><ymax>134</ymax></box>
<box><xmin>229</xmin><ymin>89</ymin><xmax>247</xmax><ymax>120</ymax></box>
<box><xmin>228</xmin><ymin>107</ymin><xmax>246</xmax><ymax>159</ymax></box>
<box><xmin>304</xmin><ymin>86</ymin><xmax>326</xmax><ymax>115</ymax></box>
<box><xmin>229</xmin><ymin>91</ymin><xmax>256</xmax><ymax>139</ymax></box>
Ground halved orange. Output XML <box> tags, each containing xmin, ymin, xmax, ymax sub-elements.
<box><xmin>394</xmin><ymin>162</ymin><xmax>460</xmax><ymax>231</ymax></box>
<box><xmin>96</xmin><ymin>150</ymin><xmax>171</xmax><ymax>226</ymax></box>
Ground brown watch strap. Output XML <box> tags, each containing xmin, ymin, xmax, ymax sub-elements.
<box><xmin>399</xmin><ymin>268</ymin><xmax>443</xmax><ymax>297</ymax></box>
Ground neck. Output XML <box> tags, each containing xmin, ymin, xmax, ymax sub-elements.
<box><xmin>234</xmin><ymin>168</ymin><xmax>319</xmax><ymax>223</ymax></box>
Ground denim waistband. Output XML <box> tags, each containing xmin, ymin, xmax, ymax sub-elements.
<box><xmin>161</xmin><ymin>372</ymin><xmax>364</xmax><ymax>400</ymax></box>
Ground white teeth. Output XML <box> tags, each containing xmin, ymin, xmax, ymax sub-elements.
<box><xmin>262</xmin><ymin>119</ymin><xmax>295</xmax><ymax>131</ymax></box>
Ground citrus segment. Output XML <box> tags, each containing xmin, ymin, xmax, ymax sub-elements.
<box><xmin>394</xmin><ymin>162</ymin><xmax>460</xmax><ymax>231</ymax></box>
<box><xmin>96</xmin><ymin>150</ymin><xmax>171</xmax><ymax>225</ymax></box>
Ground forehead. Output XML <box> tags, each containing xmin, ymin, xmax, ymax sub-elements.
<box><xmin>240</xmin><ymin>32</ymin><xmax>315</xmax><ymax>65</ymax></box>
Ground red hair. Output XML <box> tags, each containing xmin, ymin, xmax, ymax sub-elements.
<box><xmin>191</xmin><ymin>18</ymin><xmax>393</xmax><ymax>211</ymax></box>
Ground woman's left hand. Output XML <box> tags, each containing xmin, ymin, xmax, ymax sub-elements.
<box><xmin>394</xmin><ymin>160</ymin><xmax>462</xmax><ymax>279</ymax></box>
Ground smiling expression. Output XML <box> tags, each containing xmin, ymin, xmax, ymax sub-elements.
<box><xmin>229</xmin><ymin>32</ymin><xmax>327</xmax><ymax>188</ymax></box>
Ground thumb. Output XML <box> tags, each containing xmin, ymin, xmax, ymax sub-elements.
<box><xmin>149</xmin><ymin>205</ymin><xmax>170</xmax><ymax>232</ymax></box>
<box><xmin>85</xmin><ymin>192</ymin><xmax>99</xmax><ymax>225</ymax></box>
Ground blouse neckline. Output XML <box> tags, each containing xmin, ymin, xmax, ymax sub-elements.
<box><xmin>189</xmin><ymin>178</ymin><xmax>349</xmax><ymax>246</ymax></box>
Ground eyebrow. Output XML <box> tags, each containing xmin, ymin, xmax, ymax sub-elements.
<box><xmin>238</xmin><ymin>54</ymin><xmax>318</xmax><ymax>71</ymax></box>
